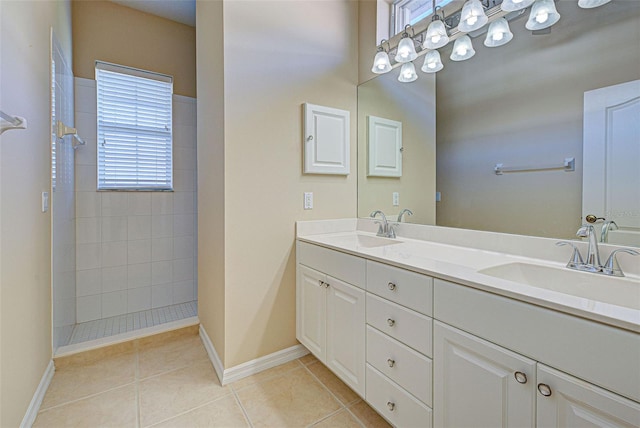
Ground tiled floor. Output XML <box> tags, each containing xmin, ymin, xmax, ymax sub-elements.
<box><xmin>35</xmin><ymin>326</ymin><xmax>391</xmax><ymax>427</ymax></box>
<box><xmin>66</xmin><ymin>302</ymin><xmax>198</xmax><ymax>345</ymax></box>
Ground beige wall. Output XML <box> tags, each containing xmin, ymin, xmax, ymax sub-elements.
<box><xmin>198</xmin><ymin>0</ymin><xmax>359</xmax><ymax>368</ymax></box>
<box><xmin>358</xmin><ymin>71</ymin><xmax>436</xmax><ymax>224</ymax></box>
<box><xmin>72</xmin><ymin>0</ymin><xmax>196</xmax><ymax>97</ymax></box>
<box><xmin>0</xmin><ymin>1</ymin><xmax>72</xmax><ymax>425</ymax></box>
<box><xmin>358</xmin><ymin>0</ymin><xmax>378</xmax><ymax>85</ymax></box>
<box><xmin>196</xmin><ymin>0</ymin><xmax>226</xmax><ymax>363</ymax></box>
<box><xmin>436</xmin><ymin>1</ymin><xmax>640</xmax><ymax>239</ymax></box>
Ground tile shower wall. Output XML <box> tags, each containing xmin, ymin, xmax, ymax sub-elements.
<box><xmin>74</xmin><ymin>77</ymin><xmax>197</xmax><ymax>323</ymax></box>
<box><xmin>52</xmin><ymin>35</ymin><xmax>76</xmax><ymax>348</ymax></box>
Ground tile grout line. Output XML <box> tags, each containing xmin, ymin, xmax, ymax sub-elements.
<box><xmin>344</xmin><ymin>404</ymin><xmax>368</xmax><ymax>428</ymax></box>
<box><xmin>306</xmin><ymin>407</ymin><xmax>346</xmax><ymax>428</ymax></box>
<box><xmin>300</xmin><ymin>363</ymin><xmax>349</xmax><ymax>410</ymax></box>
<box><xmin>231</xmin><ymin>389</ymin><xmax>255</xmax><ymax>428</ymax></box>
<box><xmin>143</xmin><ymin>391</ymin><xmax>236</xmax><ymax>428</ymax></box>
<box><xmin>37</xmin><ymin>380</ymin><xmax>138</xmax><ymax>413</ymax></box>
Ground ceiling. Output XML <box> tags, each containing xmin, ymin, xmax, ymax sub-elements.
<box><xmin>110</xmin><ymin>0</ymin><xmax>196</xmax><ymax>27</ymax></box>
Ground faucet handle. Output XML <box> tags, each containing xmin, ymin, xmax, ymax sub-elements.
<box><xmin>556</xmin><ymin>241</ymin><xmax>585</xmax><ymax>269</ymax></box>
<box><xmin>373</xmin><ymin>220</ymin><xmax>385</xmax><ymax>236</ymax></box>
<box><xmin>603</xmin><ymin>248</ymin><xmax>639</xmax><ymax>277</ymax></box>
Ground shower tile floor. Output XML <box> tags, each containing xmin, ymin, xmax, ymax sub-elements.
<box><xmin>66</xmin><ymin>301</ymin><xmax>197</xmax><ymax>345</ymax></box>
<box><xmin>35</xmin><ymin>326</ymin><xmax>392</xmax><ymax>427</ymax></box>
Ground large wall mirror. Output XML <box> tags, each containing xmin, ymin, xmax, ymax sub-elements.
<box><xmin>358</xmin><ymin>0</ymin><xmax>640</xmax><ymax>246</ymax></box>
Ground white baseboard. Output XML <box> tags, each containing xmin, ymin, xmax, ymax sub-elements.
<box><xmin>199</xmin><ymin>325</ymin><xmax>225</xmax><ymax>384</ymax></box>
<box><xmin>199</xmin><ymin>325</ymin><xmax>309</xmax><ymax>386</ymax></box>
<box><xmin>20</xmin><ymin>360</ymin><xmax>55</xmax><ymax>428</ymax></box>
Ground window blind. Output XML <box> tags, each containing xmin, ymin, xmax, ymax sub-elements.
<box><xmin>96</xmin><ymin>61</ymin><xmax>173</xmax><ymax>190</ymax></box>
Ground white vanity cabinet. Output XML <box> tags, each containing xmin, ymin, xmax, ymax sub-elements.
<box><xmin>297</xmin><ymin>242</ymin><xmax>366</xmax><ymax>397</ymax></box>
<box><xmin>434</xmin><ymin>321</ymin><xmax>536</xmax><ymax>428</ymax></box>
<box><xmin>434</xmin><ymin>279</ymin><xmax>640</xmax><ymax>428</ymax></box>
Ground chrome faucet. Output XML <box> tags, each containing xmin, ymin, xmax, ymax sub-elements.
<box><xmin>370</xmin><ymin>210</ymin><xmax>396</xmax><ymax>238</ymax></box>
<box><xmin>601</xmin><ymin>220</ymin><xmax>618</xmax><ymax>243</ymax></box>
<box><xmin>556</xmin><ymin>224</ymin><xmax>639</xmax><ymax>277</ymax></box>
<box><xmin>397</xmin><ymin>209</ymin><xmax>413</xmax><ymax>223</ymax></box>
<box><xmin>576</xmin><ymin>224</ymin><xmax>601</xmax><ymax>271</ymax></box>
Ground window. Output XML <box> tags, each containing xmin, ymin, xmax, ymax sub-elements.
<box><xmin>391</xmin><ymin>0</ymin><xmax>454</xmax><ymax>36</ymax></box>
<box><xmin>96</xmin><ymin>61</ymin><xmax>173</xmax><ymax>190</ymax></box>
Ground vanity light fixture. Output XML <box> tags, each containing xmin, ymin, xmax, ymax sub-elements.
<box><xmin>425</xmin><ymin>1</ymin><xmax>449</xmax><ymax>49</ymax></box>
<box><xmin>450</xmin><ymin>35</ymin><xmax>476</xmax><ymax>61</ymax></box>
<box><xmin>484</xmin><ymin>17</ymin><xmax>514</xmax><ymax>47</ymax></box>
<box><xmin>458</xmin><ymin>0</ymin><xmax>489</xmax><ymax>33</ymax></box>
<box><xmin>371</xmin><ymin>40</ymin><xmax>392</xmax><ymax>74</ymax></box>
<box><xmin>421</xmin><ymin>50</ymin><xmax>444</xmax><ymax>73</ymax></box>
<box><xmin>501</xmin><ymin>0</ymin><xmax>535</xmax><ymax>12</ymax></box>
<box><xmin>394</xmin><ymin>25</ymin><xmax>418</xmax><ymax>63</ymax></box>
<box><xmin>398</xmin><ymin>62</ymin><xmax>419</xmax><ymax>82</ymax></box>
<box><xmin>578</xmin><ymin>0</ymin><xmax>611</xmax><ymax>8</ymax></box>
<box><xmin>526</xmin><ymin>0</ymin><xmax>561</xmax><ymax>31</ymax></box>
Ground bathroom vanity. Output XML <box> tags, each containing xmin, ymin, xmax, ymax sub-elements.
<box><xmin>296</xmin><ymin>220</ymin><xmax>640</xmax><ymax>428</ymax></box>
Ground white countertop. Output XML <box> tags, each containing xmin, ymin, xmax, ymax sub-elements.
<box><xmin>297</xmin><ymin>228</ymin><xmax>640</xmax><ymax>333</ymax></box>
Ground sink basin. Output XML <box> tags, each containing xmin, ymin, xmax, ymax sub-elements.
<box><xmin>328</xmin><ymin>234</ymin><xmax>402</xmax><ymax>248</ymax></box>
<box><xmin>478</xmin><ymin>263</ymin><xmax>640</xmax><ymax>310</ymax></box>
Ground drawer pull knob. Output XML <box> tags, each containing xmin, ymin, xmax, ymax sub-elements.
<box><xmin>514</xmin><ymin>372</ymin><xmax>527</xmax><ymax>384</ymax></box>
<box><xmin>324</xmin><ymin>282</ymin><xmax>330</xmax><ymax>288</ymax></box>
<box><xmin>387</xmin><ymin>401</ymin><xmax>395</xmax><ymax>411</ymax></box>
<box><xmin>388</xmin><ymin>282</ymin><xmax>397</xmax><ymax>291</ymax></box>
<box><xmin>387</xmin><ymin>358</ymin><xmax>395</xmax><ymax>367</ymax></box>
<box><xmin>387</xmin><ymin>318</ymin><xmax>396</xmax><ymax>327</ymax></box>
<box><xmin>318</xmin><ymin>280</ymin><xmax>324</xmax><ymax>287</ymax></box>
<box><xmin>537</xmin><ymin>383</ymin><xmax>552</xmax><ymax>397</ymax></box>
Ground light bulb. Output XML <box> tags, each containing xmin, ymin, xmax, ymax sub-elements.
<box><xmin>526</xmin><ymin>0</ymin><xmax>560</xmax><ymax>30</ymax></box>
<box><xmin>493</xmin><ymin>32</ymin><xmax>504</xmax><ymax>41</ymax></box>
<box><xmin>485</xmin><ymin>17</ymin><xmax>513</xmax><ymax>47</ymax></box>
<box><xmin>371</xmin><ymin>51</ymin><xmax>391</xmax><ymax>74</ymax></box>
<box><xmin>458</xmin><ymin>0</ymin><xmax>488</xmax><ymax>32</ymax></box>
<box><xmin>425</xmin><ymin>19</ymin><xmax>449</xmax><ymax>49</ymax></box>
<box><xmin>450</xmin><ymin>35</ymin><xmax>475</xmax><ymax>61</ymax></box>
<box><xmin>394</xmin><ymin>37</ymin><xmax>418</xmax><ymax>63</ymax></box>
<box><xmin>421</xmin><ymin>50</ymin><xmax>443</xmax><ymax>73</ymax></box>
<box><xmin>398</xmin><ymin>62</ymin><xmax>418</xmax><ymax>82</ymax></box>
<box><xmin>431</xmin><ymin>34</ymin><xmax>441</xmax><ymax>44</ymax></box>
<box><xmin>466</xmin><ymin>15</ymin><xmax>478</xmax><ymax>26</ymax></box>
<box><xmin>513</xmin><ymin>0</ymin><xmax>523</xmax><ymax>3</ymax></box>
<box><xmin>501</xmin><ymin>0</ymin><xmax>534</xmax><ymax>12</ymax></box>
<box><xmin>536</xmin><ymin>11</ymin><xmax>548</xmax><ymax>23</ymax></box>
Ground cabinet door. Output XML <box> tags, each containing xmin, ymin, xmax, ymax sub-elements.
<box><xmin>537</xmin><ymin>364</ymin><xmax>640</xmax><ymax>428</ymax></box>
<box><xmin>326</xmin><ymin>276</ymin><xmax>366</xmax><ymax>397</ymax></box>
<box><xmin>434</xmin><ymin>321</ymin><xmax>536</xmax><ymax>428</ymax></box>
<box><xmin>297</xmin><ymin>265</ymin><xmax>327</xmax><ymax>361</ymax></box>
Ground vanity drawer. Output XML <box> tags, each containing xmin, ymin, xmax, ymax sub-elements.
<box><xmin>366</xmin><ymin>260</ymin><xmax>433</xmax><ymax>315</ymax></box>
<box><xmin>367</xmin><ymin>325</ymin><xmax>432</xmax><ymax>406</ymax></box>
<box><xmin>298</xmin><ymin>241</ymin><xmax>366</xmax><ymax>288</ymax></box>
<box><xmin>366</xmin><ymin>364</ymin><xmax>433</xmax><ymax>428</ymax></box>
<box><xmin>367</xmin><ymin>293</ymin><xmax>432</xmax><ymax>357</ymax></box>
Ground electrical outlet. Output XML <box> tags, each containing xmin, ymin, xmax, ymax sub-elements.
<box><xmin>392</xmin><ymin>192</ymin><xmax>400</xmax><ymax>206</ymax></box>
<box><xmin>304</xmin><ymin>192</ymin><xmax>313</xmax><ymax>209</ymax></box>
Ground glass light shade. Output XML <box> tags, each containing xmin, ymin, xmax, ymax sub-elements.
<box><xmin>398</xmin><ymin>62</ymin><xmax>418</xmax><ymax>82</ymax></box>
<box><xmin>395</xmin><ymin>37</ymin><xmax>418</xmax><ymax>63</ymax></box>
<box><xmin>450</xmin><ymin>35</ymin><xmax>475</xmax><ymax>61</ymax></box>
<box><xmin>526</xmin><ymin>0</ymin><xmax>561</xmax><ymax>30</ymax></box>
<box><xmin>421</xmin><ymin>50</ymin><xmax>444</xmax><ymax>73</ymax></box>
<box><xmin>500</xmin><ymin>0</ymin><xmax>535</xmax><ymax>12</ymax></box>
<box><xmin>578</xmin><ymin>0</ymin><xmax>611</xmax><ymax>8</ymax></box>
<box><xmin>484</xmin><ymin>18</ymin><xmax>514</xmax><ymax>47</ymax></box>
<box><xmin>425</xmin><ymin>19</ymin><xmax>449</xmax><ymax>50</ymax></box>
<box><xmin>371</xmin><ymin>51</ymin><xmax>392</xmax><ymax>74</ymax></box>
<box><xmin>458</xmin><ymin>0</ymin><xmax>489</xmax><ymax>33</ymax></box>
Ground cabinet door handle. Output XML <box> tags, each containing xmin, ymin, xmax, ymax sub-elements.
<box><xmin>514</xmin><ymin>372</ymin><xmax>527</xmax><ymax>384</ymax></box>
<box><xmin>387</xmin><ymin>358</ymin><xmax>395</xmax><ymax>367</ymax></box>
<box><xmin>387</xmin><ymin>401</ymin><xmax>395</xmax><ymax>411</ymax></box>
<box><xmin>387</xmin><ymin>318</ymin><xmax>396</xmax><ymax>327</ymax></box>
<box><xmin>318</xmin><ymin>280</ymin><xmax>325</xmax><ymax>287</ymax></box>
<box><xmin>537</xmin><ymin>383</ymin><xmax>552</xmax><ymax>397</ymax></box>
<box><xmin>388</xmin><ymin>282</ymin><xmax>397</xmax><ymax>291</ymax></box>
<box><xmin>324</xmin><ymin>282</ymin><xmax>330</xmax><ymax>288</ymax></box>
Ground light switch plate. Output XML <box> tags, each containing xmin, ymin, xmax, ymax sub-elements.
<box><xmin>392</xmin><ymin>192</ymin><xmax>399</xmax><ymax>206</ymax></box>
<box><xmin>42</xmin><ymin>191</ymin><xmax>49</xmax><ymax>212</ymax></box>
